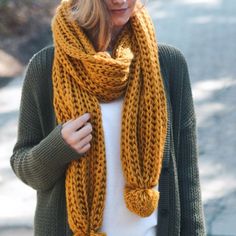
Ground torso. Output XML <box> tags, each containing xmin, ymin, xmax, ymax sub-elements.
<box><xmin>99</xmin><ymin>96</ymin><xmax>158</xmax><ymax>236</ymax></box>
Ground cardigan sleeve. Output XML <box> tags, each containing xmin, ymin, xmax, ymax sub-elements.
<box><xmin>175</xmin><ymin>50</ymin><xmax>206</xmax><ymax>235</ymax></box>
<box><xmin>10</xmin><ymin>49</ymin><xmax>82</xmax><ymax>191</ymax></box>
<box><xmin>178</xmin><ymin>123</ymin><xmax>206</xmax><ymax>235</ymax></box>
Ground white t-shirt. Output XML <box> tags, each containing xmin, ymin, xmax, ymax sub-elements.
<box><xmin>100</xmin><ymin>96</ymin><xmax>158</xmax><ymax>236</ymax></box>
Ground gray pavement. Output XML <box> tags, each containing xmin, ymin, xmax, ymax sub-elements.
<box><xmin>149</xmin><ymin>0</ymin><xmax>236</xmax><ymax>235</ymax></box>
<box><xmin>0</xmin><ymin>228</ymin><xmax>32</xmax><ymax>236</ymax></box>
<box><xmin>0</xmin><ymin>0</ymin><xmax>236</xmax><ymax>235</ymax></box>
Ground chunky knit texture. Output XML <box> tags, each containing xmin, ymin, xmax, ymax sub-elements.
<box><xmin>51</xmin><ymin>1</ymin><xmax>167</xmax><ymax>235</ymax></box>
<box><xmin>10</xmin><ymin>44</ymin><xmax>206</xmax><ymax>236</ymax></box>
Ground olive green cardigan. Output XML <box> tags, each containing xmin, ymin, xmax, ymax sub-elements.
<box><xmin>10</xmin><ymin>44</ymin><xmax>206</xmax><ymax>236</ymax></box>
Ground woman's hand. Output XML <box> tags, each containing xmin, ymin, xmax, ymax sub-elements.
<box><xmin>61</xmin><ymin>113</ymin><xmax>93</xmax><ymax>155</ymax></box>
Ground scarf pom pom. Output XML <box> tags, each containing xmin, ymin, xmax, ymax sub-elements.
<box><xmin>124</xmin><ymin>187</ymin><xmax>159</xmax><ymax>217</ymax></box>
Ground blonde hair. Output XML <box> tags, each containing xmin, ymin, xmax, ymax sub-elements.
<box><xmin>69</xmin><ymin>0</ymin><xmax>144</xmax><ymax>51</ymax></box>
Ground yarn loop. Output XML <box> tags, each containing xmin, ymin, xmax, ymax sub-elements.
<box><xmin>124</xmin><ymin>187</ymin><xmax>160</xmax><ymax>217</ymax></box>
<box><xmin>51</xmin><ymin>0</ymin><xmax>168</xmax><ymax>235</ymax></box>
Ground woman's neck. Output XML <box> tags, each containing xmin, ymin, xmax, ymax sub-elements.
<box><xmin>107</xmin><ymin>26</ymin><xmax>124</xmax><ymax>51</ymax></box>
<box><xmin>84</xmin><ymin>25</ymin><xmax>124</xmax><ymax>52</ymax></box>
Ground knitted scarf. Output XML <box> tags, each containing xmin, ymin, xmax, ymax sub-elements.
<box><xmin>51</xmin><ymin>1</ymin><xmax>168</xmax><ymax>235</ymax></box>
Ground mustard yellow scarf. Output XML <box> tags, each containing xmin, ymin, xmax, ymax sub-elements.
<box><xmin>52</xmin><ymin>1</ymin><xmax>168</xmax><ymax>235</ymax></box>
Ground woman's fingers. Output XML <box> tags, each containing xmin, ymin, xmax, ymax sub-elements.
<box><xmin>61</xmin><ymin>113</ymin><xmax>93</xmax><ymax>155</ymax></box>
<box><xmin>63</xmin><ymin>113</ymin><xmax>91</xmax><ymax>132</ymax></box>
<box><xmin>64</xmin><ymin>122</ymin><xmax>93</xmax><ymax>145</ymax></box>
<box><xmin>76</xmin><ymin>122</ymin><xmax>93</xmax><ymax>140</ymax></box>
<box><xmin>78</xmin><ymin>143</ymin><xmax>91</xmax><ymax>154</ymax></box>
<box><xmin>62</xmin><ymin>119</ymin><xmax>73</xmax><ymax>127</ymax></box>
<box><xmin>74</xmin><ymin>134</ymin><xmax>93</xmax><ymax>152</ymax></box>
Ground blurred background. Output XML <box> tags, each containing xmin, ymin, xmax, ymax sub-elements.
<box><xmin>0</xmin><ymin>0</ymin><xmax>235</xmax><ymax>235</ymax></box>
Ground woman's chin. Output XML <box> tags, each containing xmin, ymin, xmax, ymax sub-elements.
<box><xmin>112</xmin><ymin>19</ymin><xmax>130</xmax><ymax>28</ymax></box>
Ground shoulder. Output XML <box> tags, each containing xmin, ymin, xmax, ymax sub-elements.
<box><xmin>158</xmin><ymin>43</ymin><xmax>190</xmax><ymax>94</ymax></box>
<box><xmin>27</xmin><ymin>45</ymin><xmax>54</xmax><ymax>75</ymax></box>
<box><xmin>23</xmin><ymin>45</ymin><xmax>54</xmax><ymax>92</ymax></box>
<box><xmin>30</xmin><ymin>44</ymin><xmax>54</xmax><ymax>61</ymax></box>
<box><xmin>158</xmin><ymin>43</ymin><xmax>188</xmax><ymax>77</ymax></box>
<box><xmin>158</xmin><ymin>43</ymin><xmax>187</xmax><ymax>67</ymax></box>
<box><xmin>158</xmin><ymin>44</ymin><xmax>196</xmax><ymax>129</ymax></box>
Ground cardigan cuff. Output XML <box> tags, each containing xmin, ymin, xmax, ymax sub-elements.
<box><xmin>32</xmin><ymin>124</ymin><xmax>83</xmax><ymax>168</ymax></box>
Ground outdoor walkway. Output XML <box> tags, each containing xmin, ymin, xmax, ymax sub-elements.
<box><xmin>149</xmin><ymin>0</ymin><xmax>236</xmax><ymax>235</ymax></box>
<box><xmin>0</xmin><ymin>0</ymin><xmax>235</xmax><ymax>235</ymax></box>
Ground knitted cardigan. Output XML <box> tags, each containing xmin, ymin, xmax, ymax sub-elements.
<box><xmin>10</xmin><ymin>44</ymin><xmax>206</xmax><ymax>236</ymax></box>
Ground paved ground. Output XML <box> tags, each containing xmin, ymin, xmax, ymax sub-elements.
<box><xmin>149</xmin><ymin>0</ymin><xmax>236</xmax><ymax>235</ymax></box>
<box><xmin>0</xmin><ymin>0</ymin><xmax>235</xmax><ymax>235</ymax></box>
<box><xmin>0</xmin><ymin>228</ymin><xmax>32</xmax><ymax>236</ymax></box>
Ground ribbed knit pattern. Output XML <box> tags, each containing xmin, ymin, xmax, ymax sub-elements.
<box><xmin>51</xmin><ymin>1</ymin><xmax>167</xmax><ymax>235</ymax></box>
<box><xmin>10</xmin><ymin>44</ymin><xmax>206</xmax><ymax>236</ymax></box>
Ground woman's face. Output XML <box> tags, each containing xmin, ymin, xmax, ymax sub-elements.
<box><xmin>105</xmin><ymin>0</ymin><xmax>138</xmax><ymax>28</ymax></box>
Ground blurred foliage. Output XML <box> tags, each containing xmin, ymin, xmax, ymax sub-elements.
<box><xmin>0</xmin><ymin>0</ymin><xmax>59</xmax><ymax>64</ymax></box>
<box><xmin>0</xmin><ymin>0</ymin><xmax>9</xmax><ymax>6</ymax></box>
<box><xmin>0</xmin><ymin>0</ymin><xmax>57</xmax><ymax>36</ymax></box>
<box><xmin>0</xmin><ymin>1</ymin><xmax>28</xmax><ymax>36</ymax></box>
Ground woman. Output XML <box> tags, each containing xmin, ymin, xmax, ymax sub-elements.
<box><xmin>10</xmin><ymin>0</ymin><xmax>206</xmax><ymax>235</ymax></box>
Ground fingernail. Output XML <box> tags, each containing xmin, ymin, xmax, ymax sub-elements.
<box><xmin>85</xmin><ymin>113</ymin><xmax>90</xmax><ymax>119</ymax></box>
